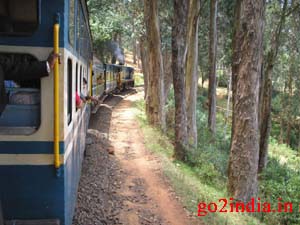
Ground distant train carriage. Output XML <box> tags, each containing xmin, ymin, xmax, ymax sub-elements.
<box><xmin>103</xmin><ymin>64</ymin><xmax>118</xmax><ymax>94</ymax></box>
<box><xmin>0</xmin><ymin>0</ymin><xmax>93</xmax><ymax>224</ymax></box>
<box><xmin>92</xmin><ymin>63</ymin><xmax>105</xmax><ymax>99</ymax></box>
<box><xmin>121</xmin><ymin>66</ymin><xmax>134</xmax><ymax>89</ymax></box>
<box><xmin>93</xmin><ymin>63</ymin><xmax>134</xmax><ymax>93</ymax></box>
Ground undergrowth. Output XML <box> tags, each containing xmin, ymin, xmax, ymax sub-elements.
<box><xmin>134</xmin><ymin>73</ymin><xmax>144</xmax><ymax>86</ymax></box>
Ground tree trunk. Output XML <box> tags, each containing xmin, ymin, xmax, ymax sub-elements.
<box><xmin>279</xmin><ymin>117</ymin><xmax>284</xmax><ymax>144</ymax></box>
<box><xmin>172</xmin><ymin>0</ymin><xmax>189</xmax><ymax>160</ymax></box>
<box><xmin>163</xmin><ymin>50</ymin><xmax>173</xmax><ymax>100</ymax></box>
<box><xmin>258</xmin><ymin>0</ymin><xmax>288</xmax><ymax>173</ymax></box>
<box><xmin>144</xmin><ymin>0</ymin><xmax>166</xmax><ymax>130</ymax></box>
<box><xmin>208</xmin><ymin>0</ymin><xmax>218</xmax><ymax>134</ymax></box>
<box><xmin>229</xmin><ymin>0</ymin><xmax>242</xmax><ymax>154</ymax></box>
<box><xmin>140</xmin><ymin>36</ymin><xmax>149</xmax><ymax>100</ymax></box>
<box><xmin>137</xmin><ymin>41</ymin><xmax>141</xmax><ymax>69</ymax></box>
<box><xmin>286</xmin><ymin>122</ymin><xmax>291</xmax><ymax>146</ymax></box>
<box><xmin>185</xmin><ymin>0</ymin><xmax>200</xmax><ymax>148</ymax></box>
<box><xmin>133</xmin><ymin>40</ymin><xmax>137</xmax><ymax>64</ymax></box>
<box><xmin>228</xmin><ymin>0</ymin><xmax>265</xmax><ymax>203</ymax></box>
<box><xmin>224</xmin><ymin>71</ymin><xmax>232</xmax><ymax>135</ymax></box>
<box><xmin>285</xmin><ymin>65</ymin><xmax>293</xmax><ymax>146</ymax></box>
<box><xmin>258</xmin><ymin>66</ymin><xmax>272</xmax><ymax>173</ymax></box>
<box><xmin>132</xmin><ymin>17</ymin><xmax>137</xmax><ymax>65</ymax></box>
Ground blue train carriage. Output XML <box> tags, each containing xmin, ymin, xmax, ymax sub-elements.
<box><xmin>92</xmin><ymin>63</ymin><xmax>105</xmax><ymax>99</ymax></box>
<box><xmin>121</xmin><ymin>66</ymin><xmax>134</xmax><ymax>89</ymax></box>
<box><xmin>104</xmin><ymin>64</ymin><xmax>118</xmax><ymax>94</ymax></box>
<box><xmin>0</xmin><ymin>0</ymin><xmax>93</xmax><ymax>225</ymax></box>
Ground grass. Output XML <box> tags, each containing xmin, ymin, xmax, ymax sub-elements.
<box><xmin>134</xmin><ymin>72</ymin><xmax>144</xmax><ymax>86</ymax></box>
<box><xmin>268</xmin><ymin>138</ymin><xmax>300</xmax><ymax>171</ymax></box>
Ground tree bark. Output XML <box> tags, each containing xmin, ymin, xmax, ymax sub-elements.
<box><xmin>140</xmin><ymin>36</ymin><xmax>149</xmax><ymax>100</ymax></box>
<box><xmin>144</xmin><ymin>0</ymin><xmax>166</xmax><ymax>130</ymax></box>
<box><xmin>172</xmin><ymin>0</ymin><xmax>189</xmax><ymax>160</ymax></box>
<box><xmin>229</xmin><ymin>0</ymin><xmax>242</xmax><ymax>154</ymax></box>
<box><xmin>163</xmin><ymin>50</ymin><xmax>172</xmax><ymax>100</ymax></box>
<box><xmin>208</xmin><ymin>0</ymin><xmax>218</xmax><ymax>134</ymax></box>
<box><xmin>228</xmin><ymin>0</ymin><xmax>265</xmax><ymax>203</ymax></box>
<box><xmin>285</xmin><ymin>63</ymin><xmax>294</xmax><ymax>146</ymax></box>
<box><xmin>224</xmin><ymin>71</ymin><xmax>232</xmax><ymax>135</ymax></box>
<box><xmin>258</xmin><ymin>0</ymin><xmax>288</xmax><ymax>173</ymax></box>
<box><xmin>185</xmin><ymin>0</ymin><xmax>200</xmax><ymax>147</ymax></box>
<box><xmin>133</xmin><ymin>40</ymin><xmax>137</xmax><ymax>64</ymax></box>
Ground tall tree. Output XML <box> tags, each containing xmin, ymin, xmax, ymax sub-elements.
<box><xmin>172</xmin><ymin>0</ymin><xmax>189</xmax><ymax>160</ymax></box>
<box><xmin>185</xmin><ymin>0</ymin><xmax>201</xmax><ymax>147</ymax></box>
<box><xmin>140</xmin><ymin>36</ymin><xmax>149</xmax><ymax>99</ymax></box>
<box><xmin>228</xmin><ymin>0</ymin><xmax>265</xmax><ymax>202</ymax></box>
<box><xmin>144</xmin><ymin>0</ymin><xmax>166</xmax><ymax>130</ymax></box>
<box><xmin>208</xmin><ymin>0</ymin><xmax>218</xmax><ymax>134</ymax></box>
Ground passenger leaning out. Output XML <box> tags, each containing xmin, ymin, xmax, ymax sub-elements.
<box><xmin>0</xmin><ymin>52</ymin><xmax>59</xmax><ymax>115</ymax></box>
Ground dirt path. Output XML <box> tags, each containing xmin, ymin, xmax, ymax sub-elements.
<box><xmin>109</xmin><ymin>91</ymin><xmax>200</xmax><ymax>225</ymax></box>
<box><xmin>73</xmin><ymin>89</ymin><xmax>202</xmax><ymax>225</ymax></box>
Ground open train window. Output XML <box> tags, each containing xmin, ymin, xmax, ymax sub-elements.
<box><xmin>0</xmin><ymin>0</ymin><xmax>39</xmax><ymax>35</ymax></box>
<box><xmin>0</xmin><ymin>53</ymin><xmax>41</xmax><ymax>135</ymax></box>
<box><xmin>80</xmin><ymin>65</ymin><xmax>82</xmax><ymax>93</ymax></box>
<box><xmin>75</xmin><ymin>63</ymin><xmax>78</xmax><ymax>112</ymax></box>
<box><xmin>67</xmin><ymin>59</ymin><xmax>72</xmax><ymax>125</ymax></box>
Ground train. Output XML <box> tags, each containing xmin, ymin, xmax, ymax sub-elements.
<box><xmin>0</xmin><ymin>0</ymin><xmax>133</xmax><ymax>225</ymax></box>
<box><xmin>92</xmin><ymin>63</ymin><xmax>134</xmax><ymax>99</ymax></box>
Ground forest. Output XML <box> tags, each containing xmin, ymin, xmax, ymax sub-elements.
<box><xmin>88</xmin><ymin>0</ymin><xmax>300</xmax><ymax>224</ymax></box>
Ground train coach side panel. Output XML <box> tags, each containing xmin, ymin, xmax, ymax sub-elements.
<box><xmin>64</xmin><ymin>105</ymin><xmax>91</xmax><ymax>225</ymax></box>
<box><xmin>0</xmin><ymin>164</ymin><xmax>65</xmax><ymax>223</ymax></box>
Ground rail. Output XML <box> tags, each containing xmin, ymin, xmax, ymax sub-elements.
<box><xmin>53</xmin><ymin>20</ymin><xmax>60</xmax><ymax>170</ymax></box>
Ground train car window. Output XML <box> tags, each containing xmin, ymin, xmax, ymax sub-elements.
<box><xmin>67</xmin><ymin>59</ymin><xmax>72</xmax><ymax>125</ymax></box>
<box><xmin>75</xmin><ymin>63</ymin><xmax>78</xmax><ymax>91</ymax></box>
<box><xmin>0</xmin><ymin>53</ymin><xmax>41</xmax><ymax>135</ymax></box>
<box><xmin>80</xmin><ymin>65</ymin><xmax>82</xmax><ymax>93</ymax></box>
<box><xmin>0</xmin><ymin>0</ymin><xmax>38</xmax><ymax>35</ymax></box>
<box><xmin>75</xmin><ymin>0</ymin><xmax>91</xmax><ymax>59</ymax></box>
<box><xmin>69</xmin><ymin>0</ymin><xmax>75</xmax><ymax>46</ymax></box>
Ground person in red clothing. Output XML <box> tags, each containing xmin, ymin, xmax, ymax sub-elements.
<box><xmin>75</xmin><ymin>77</ymin><xmax>99</xmax><ymax>110</ymax></box>
<box><xmin>75</xmin><ymin>91</ymin><xmax>83</xmax><ymax>109</ymax></box>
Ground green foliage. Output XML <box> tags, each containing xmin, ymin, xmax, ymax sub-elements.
<box><xmin>88</xmin><ymin>0</ymin><xmax>144</xmax><ymax>61</ymax></box>
<box><xmin>134</xmin><ymin>73</ymin><xmax>144</xmax><ymax>86</ymax></box>
<box><xmin>217</xmin><ymin>69</ymin><xmax>229</xmax><ymax>88</ymax></box>
<box><xmin>259</xmin><ymin>140</ymin><xmax>300</xmax><ymax>224</ymax></box>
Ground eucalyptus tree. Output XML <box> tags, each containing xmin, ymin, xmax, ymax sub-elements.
<box><xmin>228</xmin><ymin>0</ymin><xmax>265</xmax><ymax>202</ymax></box>
<box><xmin>185</xmin><ymin>0</ymin><xmax>201</xmax><ymax>147</ymax></box>
<box><xmin>144</xmin><ymin>0</ymin><xmax>166</xmax><ymax>130</ymax></box>
<box><xmin>171</xmin><ymin>0</ymin><xmax>189</xmax><ymax>160</ymax></box>
<box><xmin>208</xmin><ymin>0</ymin><xmax>218</xmax><ymax>134</ymax></box>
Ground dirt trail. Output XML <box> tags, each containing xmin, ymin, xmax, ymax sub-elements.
<box><xmin>73</xmin><ymin>89</ymin><xmax>202</xmax><ymax>225</ymax></box>
<box><xmin>109</xmin><ymin>90</ymin><xmax>200</xmax><ymax>225</ymax></box>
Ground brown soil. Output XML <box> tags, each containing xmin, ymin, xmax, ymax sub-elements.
<box><xmin>73</xmin><ymin>89</ymin><xmax>203</xmax><ymax>225</ymax></box>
